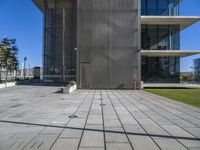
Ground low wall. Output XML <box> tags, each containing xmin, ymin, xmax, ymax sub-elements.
<box><xmin>0</xmin><ymin>82</ymin><xmax>16</xmax><ymax>89</ymax></box>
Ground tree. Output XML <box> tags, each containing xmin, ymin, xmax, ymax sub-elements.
<box><xmin>0</xmin><ymin>38</ymin><xmax>19</xmax><ymax>82</ymax></box>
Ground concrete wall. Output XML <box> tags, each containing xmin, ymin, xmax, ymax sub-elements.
<box><xmin>77</xmin><ymin>0</ymin><xmax>141</xmax><ymax>89</ymax></box>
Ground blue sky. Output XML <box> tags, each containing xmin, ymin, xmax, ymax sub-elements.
<box><xmin>0</xmin><ymin>0</ymin><xmax>43</xmax><ymax>69</ymax></box>
<box><xmin>180</xmin><ymin>0</ymin><xmax>200</xmax><ymax>72</ymax></box>
<box><xmin>0</xmin><ymin>0</ymin><xmax>200</xmax><ymax>72</ymax></box>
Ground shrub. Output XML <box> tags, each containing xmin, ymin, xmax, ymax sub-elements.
<box><xmin>180</xmin><ymin>74</ymin><xmax>193</xmax><ymax>81</ymax></box>
<box><xmin>65</xmin><ymin>81</ymin><xmax>76</xmax><ymax>89</ymax></box>
<box><xmin>69</xmin><ymin>81</ymin><xmax>76</xmax><ymax>86</ymax></box>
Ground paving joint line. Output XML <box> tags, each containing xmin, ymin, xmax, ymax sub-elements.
<box><xmin>142</xmin><ymin>90</ymin><xmax>200</xmax><ymax>113</ymax></box>
<box><xmin>21</xmin><ymin>91</ymin><xmax>89</xmax><ymax>150</ymax></box>
<box><xmin>111</xmin><ymin>90</ymin><xmax>161</xmax><ymax>150</ymax></box>
<box><xmin>139</xmin><ymin>90</ymin><xmax>200</xmax><ymax>118</ymax></box>
<box><xmin>118</xmin><ymin>90</ymin><xmax>190</xmax><ymax>150</ymax></box>
<box><xmin>100</xmin><ymin>90</ymin><xmax>107</xmax><ymax>150</ymax></box>
<box><xmin>132</xmin><ymin>91</ymin><xmax>200</xmax><ymax>138</ymax></box>
<box><xmin>77</xmin><ymin>90</ymin><xmax>97</xmax><ymax>150</ymax></box>
<box><xmin>106</xmin><ymin>90</ymin><xmax>135</xmax><ymax>150</ymax></box>
<box><xmin>49</xmin><ymin>91</ymin><xmax>91</xmax><ymax>150</ymax></box>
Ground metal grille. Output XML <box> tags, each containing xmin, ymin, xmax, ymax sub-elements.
<box><xmin>44</xmin><ymin>1</ymin><xmax>76</xmax><ymax>82</ymax></box>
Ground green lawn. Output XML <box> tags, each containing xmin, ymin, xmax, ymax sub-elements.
<box><xmin>144</xmin><ymin>88</ymin><xmax>200</xmax><ymax>108</ymax></box>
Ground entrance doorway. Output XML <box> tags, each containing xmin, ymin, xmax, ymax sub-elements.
<box><xmin>80</xmin><ymin>63</ymin><xmax>91</xmax><ymax>89</ymax></box>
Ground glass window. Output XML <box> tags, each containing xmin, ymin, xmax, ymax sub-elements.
<box><xmin>142</xmin><ymin>0</ymin><xmax>179</xmax><ymax>16</ymax></box>
<box><xmin>169</xmin><ymin>0</ymin><xmax>179</xmax><ymax>15</ymax></box>
<box><xmin>141</xmin><ymin>25</ymin><xmax>180</xmax><ymax>83</ymax></box>
<box><xmin>158</xmin><ymin>25</ymin><xmax>169</xmax><ymax>50</ymax></box>
<box><xmin>147</xmin><ymin>25</ymin><xmax>158</xmax><ymax>50</ymax></box>
<box><xmin>147</xmin><ymin>0</ymin><xmax>157</xmax><ymax>15</ymax></box>
<box><xmin>141</xmin><ymin>25</ymin><xmax>180</xmax><ymax>50</ymax></box>
<box><xmin>169</xmin><ymin>25</ymin><xmax>180</xmax><ymax>50</ymax></box>
<box><xmin>142</xmin><ymin>56</ymin><xmax>180</xmax><ymax>83</ymax></box>
<box><xmin>141</xmin><ymin>0</ymin><xmax>146</xmax><ymax>15</ymax></box>
<box><xmin>158</xmin><ymin>0</ymin><xmax>168</xmax><ymax>15</ymax></box>
<box><xmin>141</xmin><ymin>25</ymin><xmax>147</xmax><ymax>49</ymax></box>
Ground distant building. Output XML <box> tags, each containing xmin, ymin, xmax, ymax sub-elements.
<box><xmin>0</xmin><ymin>68</ymin><xmax>43</xmax><ymax>81</ymax></box>
<box><xmin>194</xmin><ymin>58</ymin><xmax>200</xmax><ymax>82</ymax></box>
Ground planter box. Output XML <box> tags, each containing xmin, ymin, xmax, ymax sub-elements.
<box><xmin>63</xmin><ymin>84</ymin><xmax>77</xmax><ymax>94</ymax></box>
<box><xmin>0</xmin><ymin>82</ymin><xmax>16</xmax><ymax>89</ymax></box>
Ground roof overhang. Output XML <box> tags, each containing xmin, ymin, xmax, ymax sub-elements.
<box><xmin>32</xmin><ymin>0</ymin><xmax>185</xmax><ymax>14</ymax></box>
<box><xmin>141</xmin><ymin>16</ymin><xmax>200</xmax><ymax>30</ymax></box>
<box><xmin>32</xmin><ymin>0</ymin><xmax>45</xmax><ymax>12</ymax></box>
<box><xmin>141</xmin><ymin>50</ymin><xmax>200</xmax><ymax>58</ymax></box>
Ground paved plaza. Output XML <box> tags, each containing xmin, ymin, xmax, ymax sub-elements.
<box><xmin>0</xmin><ymin>86</ymin><xmax>200</xmax><ymax>150</ymax></box>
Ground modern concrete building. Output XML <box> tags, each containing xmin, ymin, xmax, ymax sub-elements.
<box><xmin>32</xmin><ymin>0</ymin><xmax>200</xmax><ymax>89</ymax></box>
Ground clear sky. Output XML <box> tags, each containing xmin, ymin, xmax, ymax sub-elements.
<box><xmin>0</xmin><ymin>0</ymin><xmax>200</xmax><ymax>72</ymax></box>
<box><xmin>180</xmin><ymin>0</ymin><xmax>200</xmax><ymax>72</ymax></box>
<box><xmin>0</xmin><ymin>0</ymin><xmax>43</xmax><ymax>69</ymax></box>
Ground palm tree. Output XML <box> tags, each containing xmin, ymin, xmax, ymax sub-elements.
<box><xmin>0</xmin><ymin>38</ymin><xmax>19</xmax><ymax>82</ymax></box>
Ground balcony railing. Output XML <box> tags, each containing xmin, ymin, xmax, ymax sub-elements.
<box><xmin>141</xmin><ymin>9</ymin><xmax>179</xmax><ymax>16</ymax></box>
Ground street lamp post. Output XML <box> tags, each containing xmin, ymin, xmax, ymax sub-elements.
<box><xmin>23</xmin><ymin>57</ymin><xmax>27</xmax><ymax>80</ymax></box>
<box><xmin>62</xmin><ymin>8</ymin><xmax>66</xmax><ymax>83</ymax></box>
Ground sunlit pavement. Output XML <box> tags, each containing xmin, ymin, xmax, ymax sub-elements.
<box><xmin>0</xmin><ymin>86</ymin><xmax>200</xmax><ymax>150</ymax></box>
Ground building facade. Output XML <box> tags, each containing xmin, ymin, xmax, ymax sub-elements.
<box><xmin>194</xmin><ymin>58</ymin><xmax>200</xmax><ymax>82</ymax></box>
<box><xmin>141</xmin><ymin>0</ymin><xmax>180</xmax><ymax>83</ymax></box>
<box><xmin>33</xmin><ymin>0</ymin><xmax>200</xmax><ymax>89</ymax></box>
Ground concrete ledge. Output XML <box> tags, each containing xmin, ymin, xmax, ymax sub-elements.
<box><xmin>143</xmin><ymin>83</ymin><xmax>200</xmax><ymax>89</ymax></box>
<box><xmin>0</xmin><ymin>82</ymin><xmax>16</xmax><ymax>89</ymax></box>
<box><xmin>141</xmin><ymin>16</ymin><xmax>200</xmax><ymax>30</ymax></box>
<box><xmin>141</xmin><ymin>50</ymin><xmax>200</xmax><ymax>58</ymax></box>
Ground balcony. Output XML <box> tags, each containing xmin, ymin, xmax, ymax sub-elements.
<box><xmin>141</xmin><ymin>16</ymin><xmax>200</xmax><ymax>30</ymax></box>
<box><xmin>141</xmin><ymin>50</ymin><xmax>200</xmax><ymax>58</ymax></box>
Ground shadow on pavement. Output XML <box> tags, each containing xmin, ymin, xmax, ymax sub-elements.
<box><xmin>0</xmin><ymin>119</ymin><xmax>199</xmax><ymax>141</ymax></box>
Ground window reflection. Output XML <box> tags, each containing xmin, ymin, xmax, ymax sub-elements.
<box><xmin>141</xmin><ymin>24</ymin><xmax>180</xmax><ymax>83</ymax></box>
<box><xmin>141</xmin><ymin>0</ymin><xmax>179</xmax><ymax>16</ymax></box>
<box><xmin>142</xmin><ymin>25</ymin><xmax>180</xmax><ymax>50</ymax></box>
<box><xmin>142</xmin><ymin>57</ymin><xmax>180</xmax><ymax>83</ymax></box>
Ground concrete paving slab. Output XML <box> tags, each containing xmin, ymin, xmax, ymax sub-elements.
<box><xmin>60</xmin><ymin>128</ymin><xmax>82</xmax><ymax>139</ymax></box>
<box><xmin>51</xmin><ymin>138</ymin><xmax>79</xmax><ymax>150</ymax></box>
<box><xmin>128</xmin><ymin>135</ymin><xmax>160</xmax><ymax>150</ymax></box>
<box><xmin>0</xmin><ymin>86</ymin><xmax>200</xmax><ymax>150</ymax></box>
<box><xmin>79</xmin><ymin>130</ymin><xmax>104</xmax><ymax>148</ymax></box>
<box><xmin>106</xmin><ymin>143</ymin><xmax>132</xmax><ymax>150</ymax></box>
<box><xmin>184</xmin><ymin>128</ymin><xmax>200</xmax><ymax>138</ymax></box>
<box><xmin>153</xmin><ymin>138</ymin><xmax>187</xmax><ymax>150</ymax></box>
